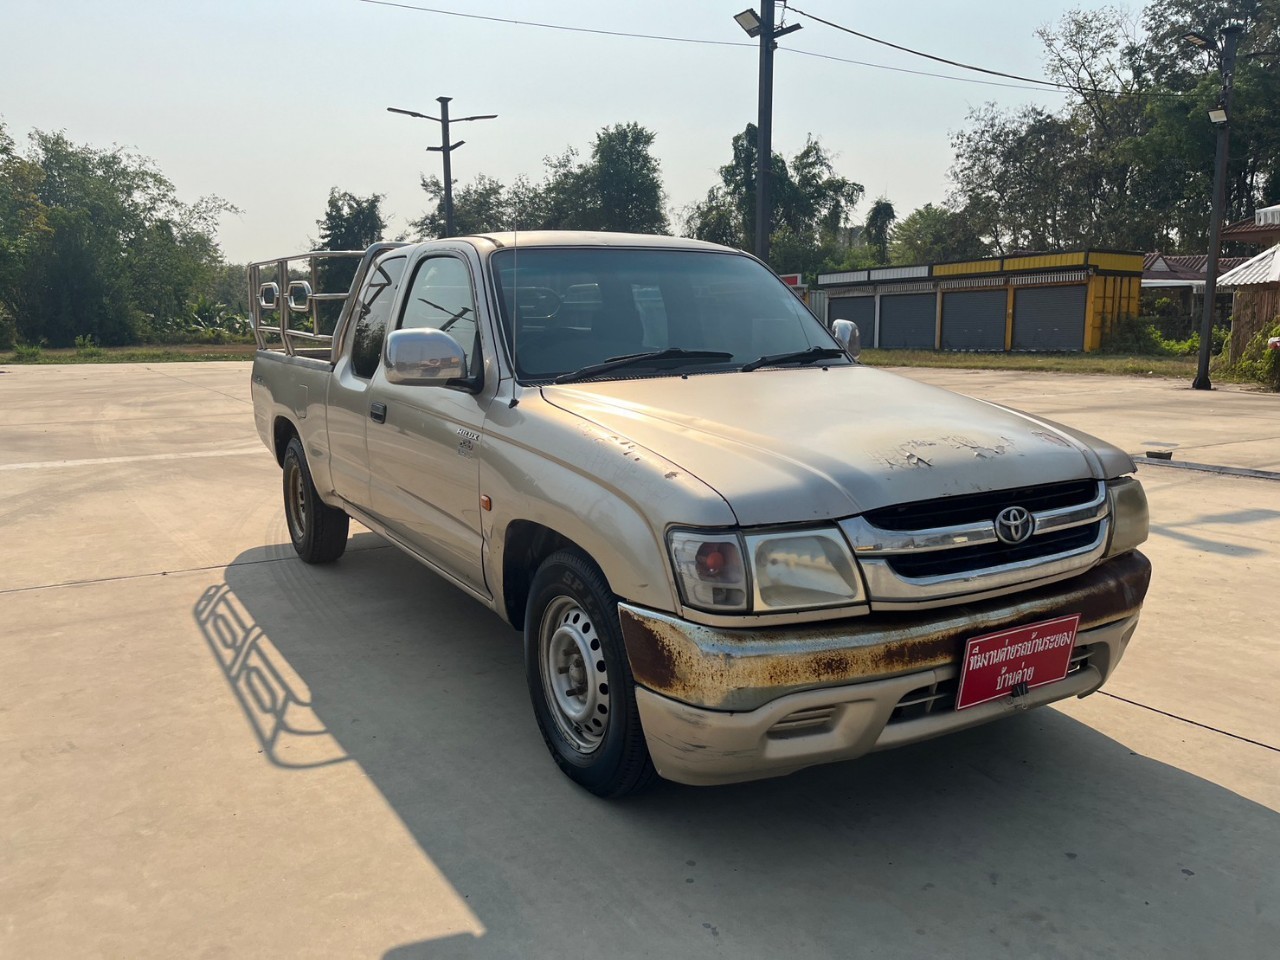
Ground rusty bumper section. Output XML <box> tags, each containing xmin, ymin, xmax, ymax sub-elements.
<box><xmin>619</xmin><ymin>551</ymin><xmax>1151</xmax><ymax>712</ymax></box>
<box><xmin>620</xmin><ymin>552</ymin><xmax>1149</xmax><ymax>787</ymax></box>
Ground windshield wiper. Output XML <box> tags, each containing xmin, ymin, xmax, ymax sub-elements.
<box><xmin>552</xmin><ymin>348</ymin><xmax>734</xmax><ymax>385</ymax></box>
<box><xmin>740</xmin><ymin>346</ymin><xmax>847</xmax><ymax>372</ymax></box>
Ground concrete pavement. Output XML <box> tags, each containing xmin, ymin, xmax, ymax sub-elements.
<box><xmin>1</xmin><ymin>362</ymin><xmax>1277</xmax><ymax>959</ymax></box>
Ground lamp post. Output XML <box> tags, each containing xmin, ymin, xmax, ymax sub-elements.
<box><xmin>387</xmin><ymin>98</ymin><xmax>497</xmax><ymax>237</ymax></box>
<box><xmin>734</xmin><ymin>6</ymin><xmax>801</xmax><ymax>264</ymax></box>
<box><xmin>1184</xmin><ymin>24</ymin><xmax>1244</xmax><ymax>391</ymax></box>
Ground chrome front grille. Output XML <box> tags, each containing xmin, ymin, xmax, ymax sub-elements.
<box><xmin>841</xmin><ymin>480</ymin><xmax>1109</xmax><ymax>608</ymax></box>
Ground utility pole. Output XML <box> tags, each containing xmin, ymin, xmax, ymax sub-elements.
<box><xmin>387</xmin><ymin>98</ymin><xmax>497</xmax><ymax>238</ymax></box>
<box><xmin>1189</xmin><ymin>24</ymin><xmax>1244</xmax><ymax>391</ymax></box>
<box><xmin>734</xmin><ymin>6</ymin><xmax>801</xmax><ymax>264</ymax></box>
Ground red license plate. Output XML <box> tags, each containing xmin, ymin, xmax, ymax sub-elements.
<box><xmin>955</xmin><ymin>614</ymin><xmax>1081</xmax><ymax>711</ymax></box>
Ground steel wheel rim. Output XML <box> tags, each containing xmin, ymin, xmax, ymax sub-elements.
<box><xmin>539</xmin><ymin>596</ymin><xmax>611</xmax><ymax>754</ymax></box>
<box><xmin>286</xmin><ymin>461</ymin><xmax>307</xmax><ymax>542</ymax></box>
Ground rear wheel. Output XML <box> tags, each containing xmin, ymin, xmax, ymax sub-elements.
<box><xmin>524</xmin><ymin>549</ymin><xmax>656</xmax><ymax>797</ymax></box>
<box><xmin>282</xmin><ymin>435</ymin><xmax>349</xmax><ymax>564</ymax></box>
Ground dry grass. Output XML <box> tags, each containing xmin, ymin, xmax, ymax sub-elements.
<box><xmin>3</xmin><ymin>343</ymin><xmax>258</xmax><ymax>364</ymax></box>
<box><xmin>858</xmin><ymin>349</ymin><xmax>1199</xmax><ymax>379</ymax></box>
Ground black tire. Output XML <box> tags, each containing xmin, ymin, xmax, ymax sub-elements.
<box><xmin>282</xmin><ymin>435</ymin><xmax>349</xmax><ymax>564</ymax></box>
<box><xmin>524</xmin><ymin>549</ymin><xmax>657</xmax><ymax>798</ymax></box>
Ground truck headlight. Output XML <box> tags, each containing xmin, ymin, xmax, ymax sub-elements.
<box><xmin>744</xmin><ymin>529</ymin><xmax>864</xmax><ymax>611</ymax></box>
<box><xmin>668</xmin><ymin>527</ymin><xmax>865</xmax><ymax>614</ymax></box>
<box><xmin>1105</xmin><ymin>476</ymin><xmax>1149</xmax><ymax>558</ymax></box>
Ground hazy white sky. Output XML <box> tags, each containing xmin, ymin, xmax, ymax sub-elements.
<box><xmin>1</xmin><ymin>0</ymin><xmax>1105</xmax><ymax>263</ymax></box>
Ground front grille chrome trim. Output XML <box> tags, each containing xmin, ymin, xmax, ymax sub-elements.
<box><xmin>856</xmin><ymin>520</ymin><xmax>1109</xmax><ymax>604</ymax></box>
<box><xmin>845</xmin><ymin>482</ymin><xmax>1107</xmax><ymax>556</ymax></box>
<box><xmin>841</xmin><ymin>481</ymin><xmax>1110</xmax><ymax>606</ymax></box>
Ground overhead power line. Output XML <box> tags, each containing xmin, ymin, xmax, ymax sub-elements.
<box><xmin>787</xmin><ymin>6</ymin><xmax>1067</xmax><ymax>89</ymax></box>
<box><xmin>354</xmin><ymin>0</ymin><xmax>1192</xmax><ymax>101</ymax></box>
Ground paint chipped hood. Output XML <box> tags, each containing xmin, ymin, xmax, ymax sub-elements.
<box><xmin>541</xmin><ymin>366</ymin><xmax>1135</xmax><ymax>526</ymax></box>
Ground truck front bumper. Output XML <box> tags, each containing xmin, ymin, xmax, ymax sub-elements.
<box><xmin>618</xmin><ymin>551</ymin><xmax>1150</xmax><ymax>787</ymax></box>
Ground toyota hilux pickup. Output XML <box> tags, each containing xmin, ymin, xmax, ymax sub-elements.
<box><xmin>248</xmin><ymin>232</ymin><xmax>1150</xmax><ymax>797</ymax></box>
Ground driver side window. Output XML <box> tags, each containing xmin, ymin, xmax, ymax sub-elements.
<box><xmin>399</xmin><ymin>256</ymin><xmax>481</xmax><ymax>377</ymax></box>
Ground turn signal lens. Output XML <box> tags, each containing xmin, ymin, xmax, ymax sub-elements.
<box><xmin>669</xmin><ymin>531</ymin><xmax>748</xmax><ymax>612</ymax></box>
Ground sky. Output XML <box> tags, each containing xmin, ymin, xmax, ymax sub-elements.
<box><xmin>0</xmin><ymin>0</ymin><xmax>1114</xmax><ymax>263</ymax></box>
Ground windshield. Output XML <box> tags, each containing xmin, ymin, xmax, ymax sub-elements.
<box><xmin>490</xmin><ymin>247</ymin><xmax>846</xmax><ymax>382</ymax></box>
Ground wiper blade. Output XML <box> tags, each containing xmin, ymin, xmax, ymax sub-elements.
<box><xmin>552</xmin><ymin>348</ymin><xmax>734</xmax><ymax>384</ymax></box>
<box><xmin>740</xmin><ymin>346</ymin><xmax>847</xmax><ymax>372</ymax></box>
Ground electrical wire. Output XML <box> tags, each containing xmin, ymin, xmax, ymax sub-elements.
<box><xmin>788</xmin><ymin>6</ymin><xmax>1068</xmax><ymax>88</ymax></box>
<box><xmin>354</xmin><ymin>0</ymin><xmax>1063</xmax><ymax>93</ymax></box>
<box><xmin>354</xmin><ymin>0</ymin><xmax>1198</xmax><ymax>101</ymax></box>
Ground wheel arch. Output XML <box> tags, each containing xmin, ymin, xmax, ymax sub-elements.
<box><xmin>272</xmin><ymin>416</ymin><xmax>299</xmax><ymax>466</ymax></box>
<box><xmin>501</xmin><ymin>521</ymin><xmax>587</xmax><ymax>630</ymax></box>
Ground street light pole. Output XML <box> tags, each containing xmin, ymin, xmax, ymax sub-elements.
<box><xmin>754</xmin><ymin>1</ymin><xmax>775</xmax><ymax>265</ymax></box>
<box><xmin>735</xmin><ymin>5</ymin><xmax>801</xmax><ymax>265</ymax></box>
<box><xmin>1192</xmin><ymin>24</ymin><xmax>1244</xmax><ymax>391</ymax></box>
<box><xmin>386</xmin><ymin>99</ymin><xmax>497</xmax><ymax>238</ymax></box>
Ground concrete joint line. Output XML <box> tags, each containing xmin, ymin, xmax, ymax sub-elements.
<box><xmin>1134</xmin><ymin>457</ymin><xmax>1280</xmax><ymax>482</ymax></box>
<box><xmin>1098</xmin><ymin>691</ymin><xmax>1279</xmax><ymax>753</ymax></box>
<box><xmin>0</xmin><ymin>447</ymin><xmax>263</xmax><ymax>472</ymax></box>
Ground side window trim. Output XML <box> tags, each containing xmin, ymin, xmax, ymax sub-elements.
<box><xmin>348</xmin><ymin>254</ymin><xmax>408</xmax><ymax>381</ymax></box>
<box><xmin>397</xmin><ymin>253</ymin><xmax>484</xmax><ymax>384</ymax></box>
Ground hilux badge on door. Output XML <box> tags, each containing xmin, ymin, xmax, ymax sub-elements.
<box><xmin>995</xmin><ymin>506</ymin><xmax>1034</xmax><ymax>544</ymax></box>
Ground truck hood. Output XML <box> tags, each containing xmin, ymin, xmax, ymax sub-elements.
<box><xmin>541</xmin><ymin>366</ymin><xmax>1132</xmax><ymax>526</ymax></box>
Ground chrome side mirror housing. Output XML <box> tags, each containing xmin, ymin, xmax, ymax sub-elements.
<box><xmin>384</xmin><ymin>328</ymin><xmax>468</xmax><ymax>386</ymax></box>
<box><xmin>832</xmin><ymin>319</ymin><xmax>861</xmax><ymax>358</ymax></box>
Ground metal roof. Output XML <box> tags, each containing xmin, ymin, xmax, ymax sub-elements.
<box><xmin>1217</xmin><ymin>244</ymin><xmax>1280</xmax><ymax>287</ymax></box>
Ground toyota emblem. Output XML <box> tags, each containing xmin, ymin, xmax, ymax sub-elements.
<box><xmin>994</xmin><ymin>506</ymin><xmax>1034</xmax><ymax>545</ymax></box>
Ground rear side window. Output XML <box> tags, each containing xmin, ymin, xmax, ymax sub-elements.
<box><xmin>350</xmin><ymin>255</ymin><xmax>407</xmax><ymax>379</ymax></box>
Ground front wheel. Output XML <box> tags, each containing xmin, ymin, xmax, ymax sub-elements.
<box><xmin>524</xmin><ymin>549</ymin><xmax>656</xmax><ymax>798</ymax></box>
<box><xmin>282</xmin><ymin>436</ymin><xmax>349</xmax><ymax>564</ymax></box>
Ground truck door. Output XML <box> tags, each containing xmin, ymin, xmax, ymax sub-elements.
<box><xmin>365</xmin><ymin>252</ymin><xmax>491</xmax><ymax>596</ymax></box>
<box><xmin>326</xmin><ymin>253</ymin><xmax>409</xmax><ymax>506</ymax></box>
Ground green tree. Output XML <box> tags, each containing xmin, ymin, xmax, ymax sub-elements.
<box><xmin>316</xmin><ymin>188</ymin><xmax>386</xmax><ymax>293</ymax></box>
<box><xmin>414</xmin><ymin>172</ymin><xmax>509</xmax><ymax>237</ymax></box>
<box><xmin>949</xmin><ymin>3</ymin><xmax>1280</xmax><ymax>254</ymax></box>
<box><xmin>1</xmin><ymin>127</ymin><xmax>232</xmax><ymax>346</ymax></box>
<box><xmin>682</xmin><ymin>125</ymin><xmax>864</xmax><ymax>276</ymax></box>
<box><xmin>889</xmin><ymin>204</ymin><xmax>990</xmax><ymax>265</ymax></box>
<box><xmin>586</xmin><ymin>122</ymin><xmax>668</xmax><ymax>233</ymax></box>
<box><xmin>414</xmin><ymin>122</ymin><xmax>670</xmax><ymax>237</ymax></box>
<box><xmin>863</xmin><ymin>198</ymin><xmax>896</xmax><ymax>264</ymax></box>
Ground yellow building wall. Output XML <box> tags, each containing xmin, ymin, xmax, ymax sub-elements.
<box><xmin>1003</xmin><ymin>252</ymin><xmax>1088</xmax><ymax>272</ymax></box>
<box><xmin>1084</xmin><ymin>274</ymin><xmax>1142</xmax><ymax>350</ymax></box>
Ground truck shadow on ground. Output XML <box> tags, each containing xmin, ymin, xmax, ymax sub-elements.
<box><xmin>195</xmin><ymin>540</ymin><xmax>1278</xmax><ymax>960</ymax></box>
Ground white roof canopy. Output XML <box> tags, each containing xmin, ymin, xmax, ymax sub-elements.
<box><xmin>1218</xmin><ymin>244</ymin><xmax>1280</xmax><ymax>287</ymax></box>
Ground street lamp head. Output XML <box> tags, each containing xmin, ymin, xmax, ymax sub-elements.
<box><xmin>734</xmin><ymin>9</ymin><xmax>762</xmax><ymax>37</ymax></box>
<box><xmin>1208</xmin><ymin>106</ymin><xmax>1229</xmax><ymax>123</ymax></box>
<box><xmin>1183</xmin><ymin>30</ymin><xmax>1214</xmax><ymax>50</ymax></box>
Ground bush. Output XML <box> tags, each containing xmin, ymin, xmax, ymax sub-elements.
<box><xmin>1100</xmin><ymin>316</ymin><xmax>1227</xmax><ymax>358</ymax></box>
<box><xmin>1217</xmin><ymin>320</ymin><xmax>1280</xmax><ymax>391</ymax></box>
<box><xmin>74</xmin><ymin>334</ymin><xmax>104</xmax><ymax>358</ymax></box>
<box><xmin>12</xmin><ymin>342</ymin><xmax>43</xmax><ymax>362</ymax></box>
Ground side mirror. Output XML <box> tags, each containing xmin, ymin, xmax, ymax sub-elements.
<box><xmin>832</xmin><ymin>319</ymin><xmax>861</xmax><ymax>358</ymax></box>
<box><xmin>286</xmin><ymin>280</ymin><xmax>313</xmax><ymax>313</ymax></box>
<box><xmin>384</xmin><ymin>328</ymin><xmax>468</xmax><ymax>386</ymax></box>
<box><xmin>258</xmin><ymin>282</ymin><xmax>280</xmax><ymax>310</ymax></box>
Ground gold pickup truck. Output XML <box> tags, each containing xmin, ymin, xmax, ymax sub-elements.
<box><xmin>249</xmin><ymin>232</ymin><xmax>1150</xmax><ymax>797</ymax></box>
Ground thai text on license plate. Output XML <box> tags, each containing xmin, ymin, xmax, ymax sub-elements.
<box><xmin>955</xmin><ymin>614</ymin><xmax>1081</xmax><ymax>711</ymax></box>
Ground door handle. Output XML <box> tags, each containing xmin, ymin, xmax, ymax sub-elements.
<box><xmin>369</xmin><ymin>402</ymin><xmax>387</xmax><ymax>424</ymax></box>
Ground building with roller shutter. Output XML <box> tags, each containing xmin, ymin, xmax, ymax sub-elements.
<box><xmin>816</xmin><ymin>250</ymin><xmax>1144</xmax><ymax>352</ymax></box>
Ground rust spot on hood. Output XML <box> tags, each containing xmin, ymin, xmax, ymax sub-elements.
<box><xmin>619</xmin><ymin>552</ymin><xmax>1151</xmax><ymax>711</ymax></box>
